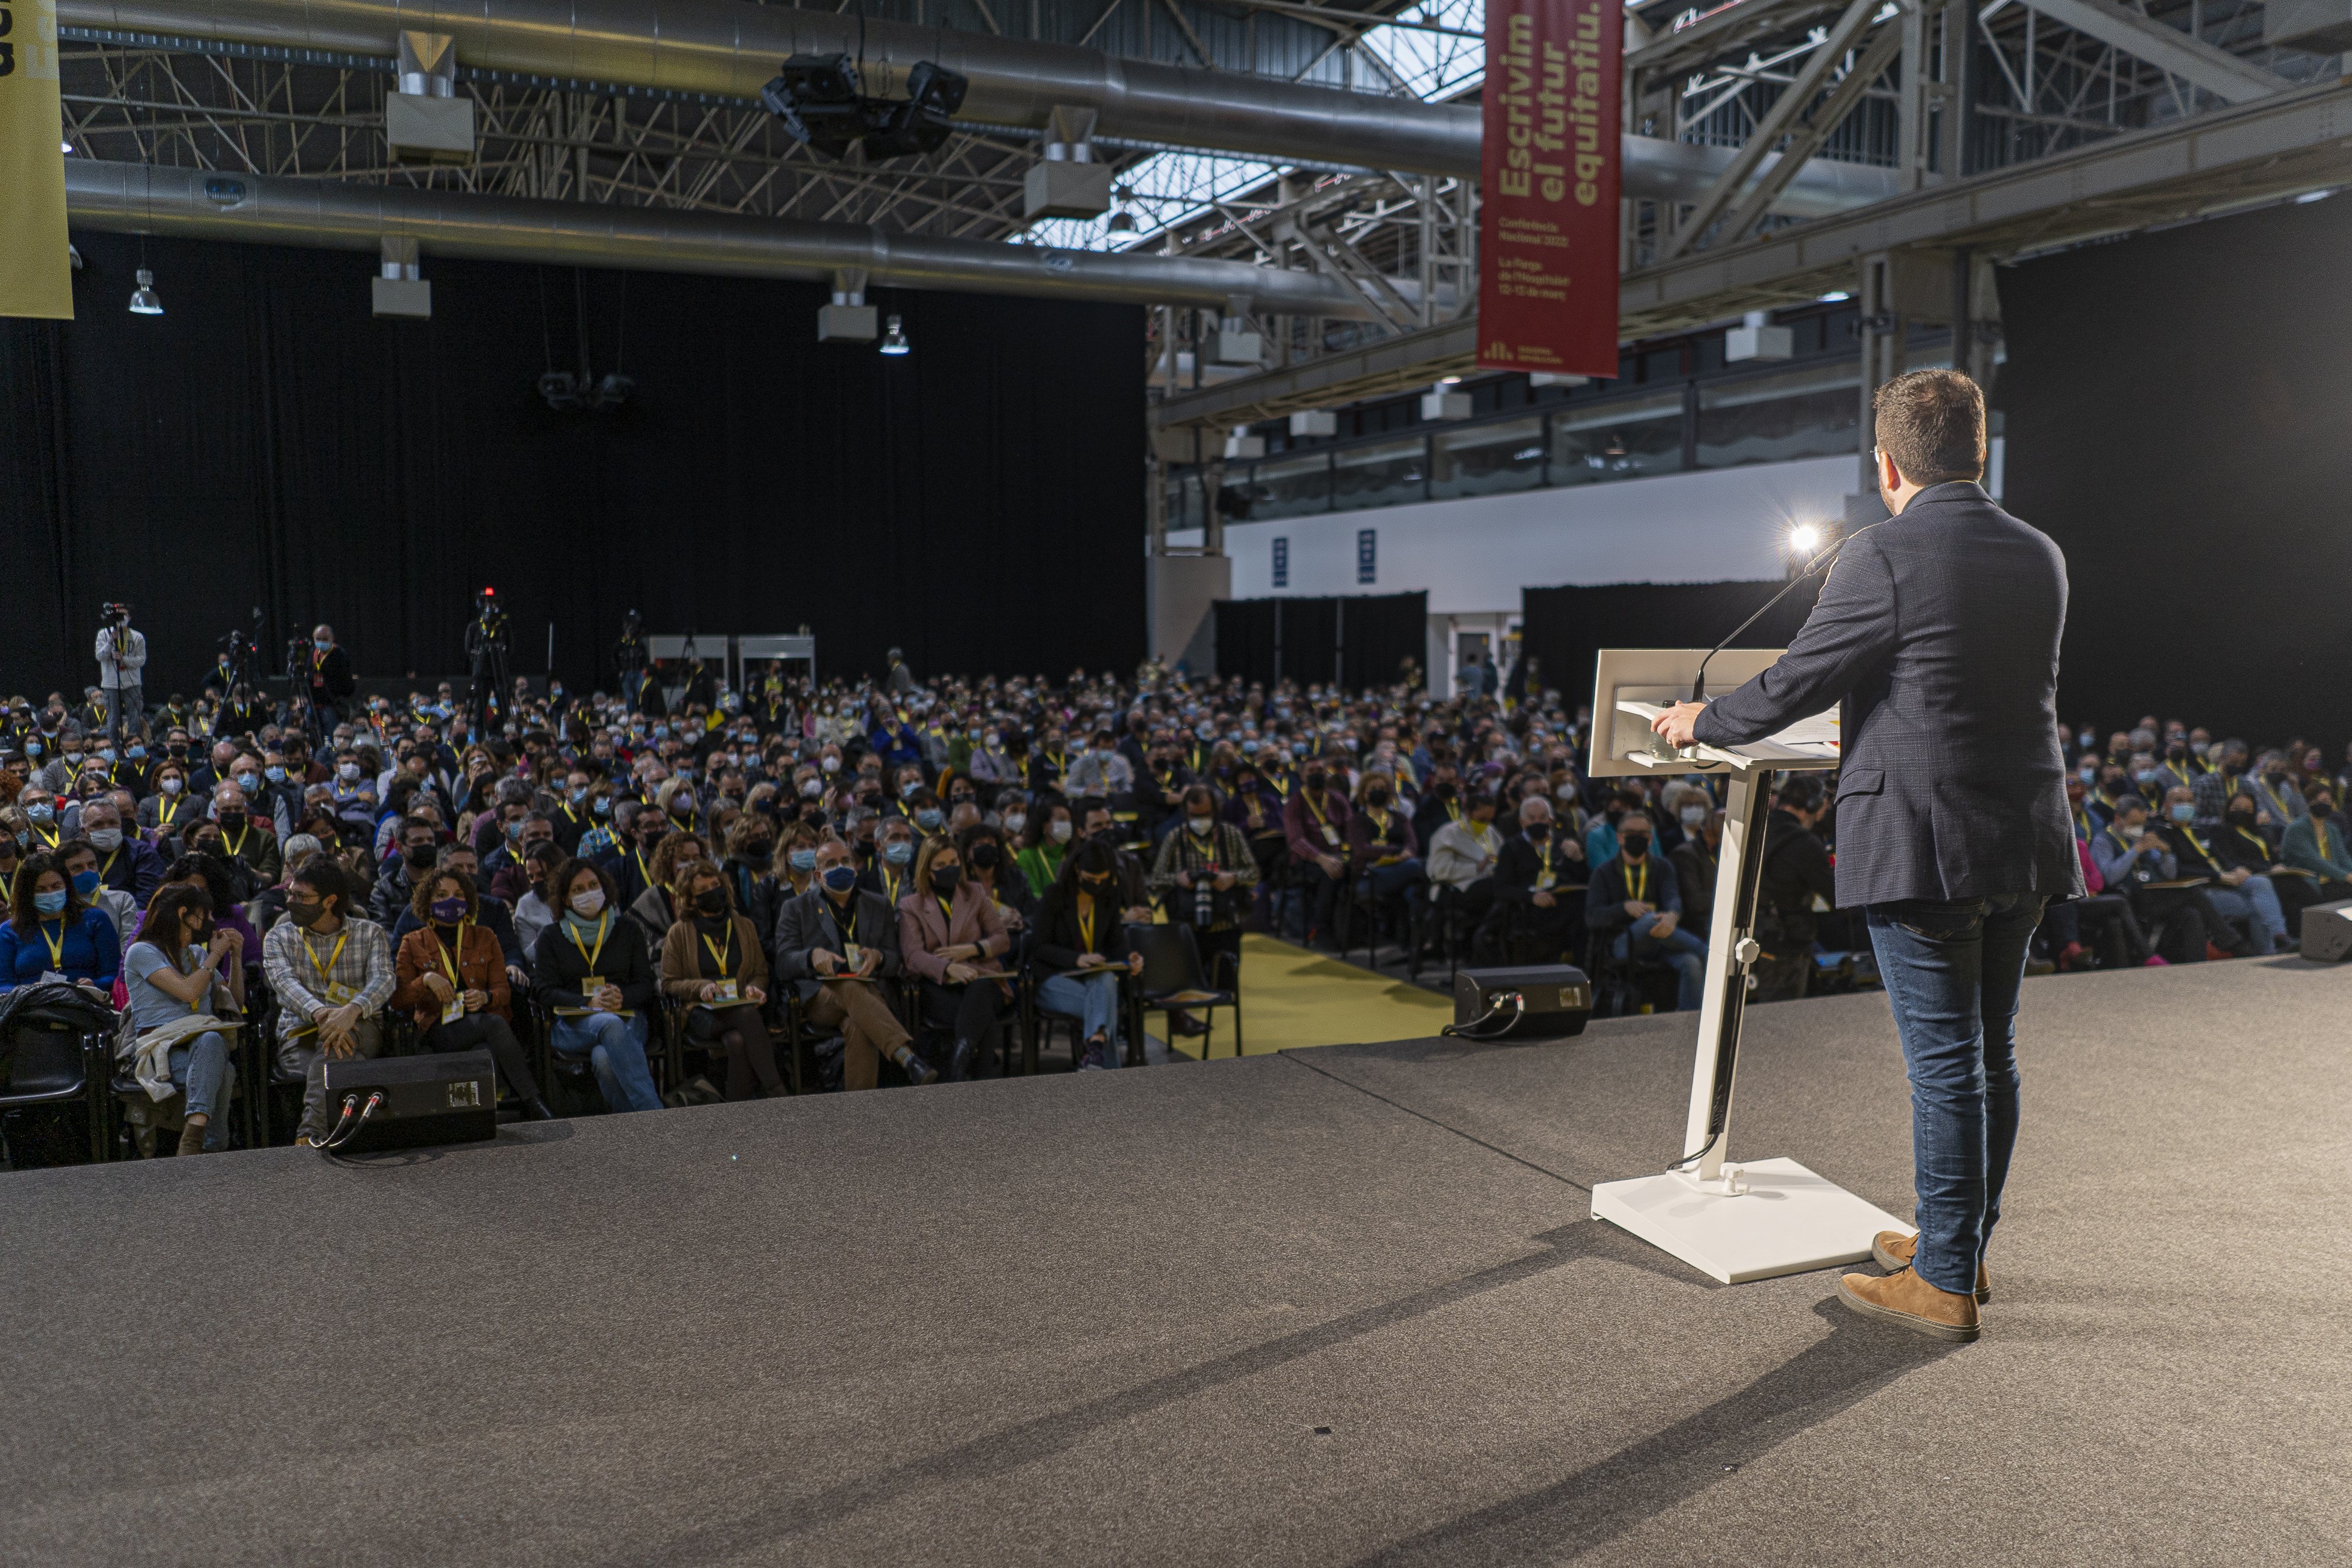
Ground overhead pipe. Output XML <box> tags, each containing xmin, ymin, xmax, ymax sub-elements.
<box><xmin>59</xmin><ymin>0</ymin><xmax>1898</xmax><ymax>212</ymax></box>
<box><xmin>61</xmin><ymin>159</ymin><xmax>1384</xmax><ymax>317</ymax></box>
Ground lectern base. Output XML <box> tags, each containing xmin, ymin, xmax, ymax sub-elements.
<box><xmin>1590</xmin><ymin>1158</ymin><xmax>1909</xmax><ymax>1285</ymax></box>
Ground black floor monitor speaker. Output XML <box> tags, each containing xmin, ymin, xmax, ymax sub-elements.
<box><xmin>1450</xmin><ymin>965</ymin><xmax>1592</xmax><ymax>1039</ymax></box>
<box><xmin>321</xmin><ymin>1049</ymin><xmax>499</xmax><ymax>1151</ymax></box>
<box><xmin>2300</xmin><ymin>899</ymin><xmax>2352</xmax><ymax>962</ymax></box>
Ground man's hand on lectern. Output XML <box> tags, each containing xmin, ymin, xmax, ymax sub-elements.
<box><xmin>1650</xmin><ymin>701</ymin><xmax>1708</xmax><ymax>749</ymax></box>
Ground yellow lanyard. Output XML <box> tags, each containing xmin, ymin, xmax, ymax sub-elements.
<box><xmin>1536</xmin><ymin>837</ymin><xmax>1554</xmax><ymax>876</ymax></box>
<box><xmin>98</xmin><ymin>847</ymin><xmax>119</xmax><ymax>881</ymax></box>
<box><xmin>699</xmin><ymin>921</ymin><xmax>733</xmax><ymax>978</ymax></box>
<box><xmin>1445</xmin><ymin>798</ymin><xmax>1464</xmax><ymax>823</ymax></box>
<box><xmin>2178</xmin><ymin>826</ymin><xmax>2214</xmax><ymax>869</ymax></box>
<box><xmin>434</xmin><ymin>922</ymin><xmax>470</xmax><ymax>985</ymax></box>
<box><xmin>158</xmin><ymin>795</ymin><xmax>182</xmax><ymax>828</ymax></box>
<box><xmin>566</xmin><ymin>914</ymin><xmax>610</xmax><ymax>971</ymax></box>
<box><xmin>2319</xmin><ymin>821</ymin><xmax>2335</xmax><ymax>862</ymax></box>
<box><xmin>1304</xmin><ymin>793</ymin><xmax>1331</xmax><ymax>827</ymax></box>
<box><xmin>936</xmin><ymin>895</ymin><xmax>955</xmax><ymax>930</ymax></box>
<box><xmin>2233</xmin><ymin>825</ymin><xmax>2268</xmax><ymax>861</ymax></box>
<box><xmin>1625</xmin><ymin>857</ymin><xmax>1649</xmax><ymax>903</ymax></box>
<box><xmin>2166</xmin><ymin>761</ymin><xmax>2195</xmax><ymax>788</ymax></box>
<box><xmin>31</xmin><ymin>821</ymin><xmax>59</xmax><ymax>848</ymax></box>
<box><xmin>1367</xmin><ymin>807</ymin><xmax>1391</xmax><ymax>840</ymax></box>
<box><xmin>303</xmin><ymin>928</ymin><xmax>348</xmax><ymax>983</ymax></box>
<box><xmin>1077</xmin><ymin>897</ymin><xmax>1097</xmax><ymax>954</ymax></box>
<box><xmin>223</xmin><ymin>824</ymin><xmax>249</xmax><ymax>858</ymax></box>
<box><xmin>41</xmin><ymin>918</ymin><xmax>67</xmax><ymax>969</ymax></box>
<box><xmin>630</xmin><ymin>848</ymin><xmax>653</xmax><ymax>888</ymax></box>
<box><xmin>2073</xmin><ymin>805</ymin><xmax>2093</xmax><ymax>841</ymax></box>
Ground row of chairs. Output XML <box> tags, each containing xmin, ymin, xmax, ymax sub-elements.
<box><xmin>0</xmin><ymin>921</ymin><xmax>1248</xmax><ymax>1165</ymax></box>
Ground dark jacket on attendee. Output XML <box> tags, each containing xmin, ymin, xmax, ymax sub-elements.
<box><xmin>1669</xmin><ymin>834</ymin><xmax>1721</xmax><ymax>926</ymax></box>
<box><xmin>1493</xmin><ymin>828</ymin><xmax>1576</xmax><ymax>908</ymax></box>
<box><xmin>1584</xmin><ymin>850</ymin><xmax>1681</xmax><ymax>935</ymax></box>
<box><xmin>773</xmin><ymin>884</ymin><xmax>903</xmax><ymax>994</ymax></box>
<box><xmin>529</xmin><ymin>913</ymin><xmax>657</xmax><ymax>1015</ymax></box>
<box><xmin>1031</xmin><ymin>884</ymin><xmax>1139</xmax><ymax>974</ymax></box>
<box><xmin>96</xmin><ymin>837</ymin><xmax>168</xmax><ymax>906</ymax></box>
<box><xmin>1693</xmin><ymin>481</ymin><xmax>2082</xmax><ymax>907</ymax></box>
<box><xmin>1758</xmin><ymin>809</ymin><xmax>1836</xmax><ymax>945</ymax></box>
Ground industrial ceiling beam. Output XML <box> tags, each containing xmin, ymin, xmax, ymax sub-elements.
<box><xmin>2011</xmin><ymin>0</ymin><xmax>2291</xmax><ymax>103</ymax></box>
<box><xmin>56</xmin><ymin>0</ymin><xmax>1903</xmax><ymax>215</ymax></box>
<box><xmin>60</xmin><ymin>158</ymin><xmax>1384</xmax><ymax>316</ymax></box>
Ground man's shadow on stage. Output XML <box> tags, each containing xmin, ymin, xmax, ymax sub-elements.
<box><xmin>630</xmin><ymin>1221</ymin><xmax>1949</xmax><ymax>1564</ymax></box>
<box><xmin>1344</xmin><ymin>1292</ymin><xmax>1956</xmax><ymax>1567</ymax></box>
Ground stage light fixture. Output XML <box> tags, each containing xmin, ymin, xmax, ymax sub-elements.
<box><xmin>1107</xmin><ymin>188</ymin><xmax>1138</xmax><ymax>235</ymax></box>
<box><xmin>863</xmin><ymin>61</ymin><xmax>969</xmax><ymax>160</ymax></box>
<box><xmin>1789</xmin><ymin>524</ymin><xmax>1823</xmax><ymax>554</ymax></box>
<box><xmin>761</xmin><ymin>53</ymin><xmax>876</xmax><ymax>160</ymax></box>
<box><xmin>760</xmin><ymin>54</ymin><xmax>966</xmax><ymax>162</ymax></box>
<box><xmin>128</xmin><ymin>268</ymin><xmax>164</xmax><ymax>316</ymax></box>
<box><xmin>878</xmin><ymin>314</ymin><xmax>911</xmax><ymax>356</ymax></box>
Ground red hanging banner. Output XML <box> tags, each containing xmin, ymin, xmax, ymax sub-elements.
<box><xmin>1475</xmin><ymin>0</ymin><xmax>1621</xmax><ymax>377</ymax></box>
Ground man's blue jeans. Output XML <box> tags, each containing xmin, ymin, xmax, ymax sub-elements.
<box><xmin>1865</xmin><ymin>893</ymin><xmax>2044</xmax><ymax>1297</ymax></box>
<box><xmin>1613</xmin><ymin>912</ymin><xmax>1708</xmax><ymax>1011</ymax></box>
<box><xmin>551</xmin><ymin>1011</ymin><xmax>662</xmax><ymax>1112</ymax></box>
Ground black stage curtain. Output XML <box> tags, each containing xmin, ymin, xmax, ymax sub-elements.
<box><xmin>2000</xmin><ymin>195</ymin><xmax>2352</xmax><ymax>747</ymax></box>
<box><xmin>1214</xmin><ymin>599</ymin><xmax>1278</xmax><ymax>686</ymax></box>
<box><xmin>1521</xmin><ymin>579</ymin><xmax>1821</xmax><ymax>714</ymax></box>
<box><xmin>0</xmin><ymin>230</ymin><xmax>1143</xmax><ymax>698</ymax></box>
<box><xmin>1215</xmin><ymin>593</ymin><xmax>1420</xmax><ymax>686</ymax></box>
<box><xmin>1338</xmin><ymin>591</ymin><xmax>1428</xmax><ymax>690</ymax></box>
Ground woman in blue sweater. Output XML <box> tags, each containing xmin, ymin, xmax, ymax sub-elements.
<box><xmin>0</xmin><ymin>852</ymin><xmax>122</xmax><ymax>992</ymax></box>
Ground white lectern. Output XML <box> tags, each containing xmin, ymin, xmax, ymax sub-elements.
<box><xmin>1582</xmin><ymin>649</ymin><xmax>1906</xmax><ymax>1283</ymax></box>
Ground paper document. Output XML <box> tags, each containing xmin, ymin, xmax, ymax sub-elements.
<box><xmin>1616</xmin><ymin>699</ymin><xmax>1839</xmax><ymax>761</ymax></box>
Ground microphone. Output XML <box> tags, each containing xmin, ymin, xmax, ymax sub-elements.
<box><xmin>1688</xmin><ymin>524</ymin><xmax>1875</xmax><ymax>703</ymax></box>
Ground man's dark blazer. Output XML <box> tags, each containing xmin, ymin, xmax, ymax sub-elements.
<box><xmin>772</xmin><ymin>884</ymin><xmax>903</xmax><ymax>998</ymax></box>
<box><xmin>1693</xmin><ymin>481</ymin><xmax>2084</xmax><ymax>908</ymax></box>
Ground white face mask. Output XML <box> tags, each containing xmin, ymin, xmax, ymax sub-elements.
<box><xmin>800</xmin><ymin>778</ymin><xmax>823</xmax><ymax>798</ymax></box>
<box><xmin>569</xmin><ymin>888</ymin><xmax>606</xmax><ymax>917</ymax></box>
<box><xmin>1187</xmin><ymin>815</ymin><xmax>1214</xmax><ymax>835</ymax></box>
<box><xmin>1680</xmin><ymin>805</ymin><xmax>1707</xmax><ymax>828</ymax></box>
<box><xmin>821</xmin><ymin>755</ymin><xmax>840</xmax><ymax>773</ymax></box>
<box><xmin>159</xmin><ymin>777</ymin><xmax>183</xmax><ymax>795</ymax></box>
<box><xmin>1047</xmin><ymin>819</ymin><xmax>1073</xmax><ymax>844</ymax></box>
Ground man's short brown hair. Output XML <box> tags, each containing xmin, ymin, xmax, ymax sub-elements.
<box><xmin>1872</xmin><ymin>368</ymin><xmax>1986</xmax><ymax>485</ymax></box>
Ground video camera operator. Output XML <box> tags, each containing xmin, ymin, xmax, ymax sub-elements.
<box><xmin>95</xmin><ymin>603</ymin><xmax>147</xmax><ymax>747</ymax></box>
<box><xmin>465</xmin><ymin>588</ymin><xmax>512</xmax><ymax>735</ymax></box>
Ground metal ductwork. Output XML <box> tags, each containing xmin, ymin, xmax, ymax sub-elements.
<box><xmin>61</xmin><ymin>159</ymin><xmax>1383</xmax><ymax>317</ymax></box>
<box><xmin>59</xmin><ymin>0</ymin><xmax>1898</xmax><ymax>212</ymax></box>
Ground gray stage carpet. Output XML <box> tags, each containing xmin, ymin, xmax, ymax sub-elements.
<box><xmin>4</xmin><ymin>957</ymin><xmax>2347</xmax><ymax>1567</ymax></box>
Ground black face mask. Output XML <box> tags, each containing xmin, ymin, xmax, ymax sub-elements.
<box><xmin>405</xmin><ymin>844</ymin><xmax>437</xmax><ymax>870</ymax></box>
<box><xmin>931</xmin><ymin>865</ymin><xmax>962</xmax><ymax>895</ymax></box>
<box><xmin>970</xmin><ymin>843</ymin><xmax>1002</xmax><ymax>870</ymax></box>
<box><xmin>1304</xmin><ymin>770</ymin><xmax>1328</xmax><ymax>791</ymax></box>
<box><xmin>2314</xmin><ymin>801</ymin><xmax>2337</xmax><ymax>821</ymax></box>
<box><xmin>741</xmin><ymin>838</ymin><xmax>773</xmax><ymax>860</ymax></box>
<box><xmin>217</xmin><ymin>811</ymin><xmax>246</xmax><ymax>830</ymax></box>
<box><xmin>1525</xmin><ymin>823</ymin><xmax>1549</xmax><ymax>841</ymax></box>
<box><xmin>1620</xmin><ymin>835</ymin><xmax>1651</xmax><ymax>859</ymax></box>
<box><xmin>2227</xmin><ymin>810</ymin><xmax>2256</xmax><ymax>826</ymax></box>
<box><xmin>1366</xmin><ymin>790</ymin><xmax>1391</xmax><ymax>808</ymax></box>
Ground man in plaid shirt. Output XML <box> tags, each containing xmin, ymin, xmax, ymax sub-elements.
<box><xmin>2190</xmin><ymin>738</ymin><xmax>2250</xmax><ymax>825</ymax></box>
<box><xmin>1147</xmin><ymin>784</ymin><xmax>1259</xmax><ymax>991</ymax></box>
<box><xmin>260</xmin><ymin>858</ymin><xmax>396</xmax><ymax>1144</ymax></box>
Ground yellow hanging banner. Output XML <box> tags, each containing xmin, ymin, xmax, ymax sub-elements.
<box><xmin>1</xmin><ymin>0</ymin><xmax>74</xmax><ymax>320</ymax></box>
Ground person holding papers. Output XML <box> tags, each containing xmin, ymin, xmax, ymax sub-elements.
<box><xmin>1651</xmin><ymin>369</ymin><xmax>2080</xmax><ymax>1343</ymax></box>
<box><xmin>660</xmin><ymin>862</ymin><xmax>786</xmax><ymax>1101</ymax></box>
<box><xmin>532</xmin><ymin>858</ymin><xmax>663</xmax><ymax>1113</ymax></box>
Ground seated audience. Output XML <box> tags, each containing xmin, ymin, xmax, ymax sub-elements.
<box><xmin>391</xmin><ymin>867</ymin><xmax>552</xmax><ymax>1118</ymax></box>
<box><xmin>658</xmin><ymin>860</ymin><xmax>785</xmax><ymax>1102</ymax></box>
<box><xmin>1032</xmin><ymin>838</ymin><xmax>1144</xmax><ymax>1071</ymax></box>
<box><xmin>897</xmin><ymin>836</ymin><xmax>1014</xmax><ymax>1080</ymax></box>
<box><xmin>1585</xmin><ymin>813</ymin><xmax>1707</xmax><ymax>1011</ymax></box>
<box><xmin>773</xmin><ymin>837</ymin><xmax>933</xmax><ymax>1089</ymax></box>
<box><xmin>0</xmin><ymin>851</ymin><xmax>121</xmax><ymax>995</ymax></box>
<box><xmin>261</xmin><ymin>857</ymin><xmax>396</xmax><ymax>1145</ymax></box>
<box><xmin>532</xmin><ymin>858</ymin><xmax>663</xmax><ymax>1114</ymax></box>
<box><xmin>2283</xmin><ymin>785</ymin><xmax>2352</xmax><ymax>900</ymax></box>
<box><xmin>121</xmin><ymin>881</ymin><xmax>244</xmax><ymax>1155</ymax></box>
<box><xmin>1754</xmin><ymin>776</ymin><xmax>1836</xmax><ymax>1001</ymax></box>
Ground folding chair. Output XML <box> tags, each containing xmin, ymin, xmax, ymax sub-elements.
<box><xmin>1129</xmin><ymin>924</ymin><xmax>1242</xmax><ymax>1061</ymax></box>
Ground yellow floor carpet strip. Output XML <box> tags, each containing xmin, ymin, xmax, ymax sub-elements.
<box><xmin>1165</xmin><ymin>933</ymin><xmax>1454</xmax><ymax>1059</ymax></box>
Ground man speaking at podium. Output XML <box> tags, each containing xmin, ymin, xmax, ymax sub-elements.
<box><xmin>1649</xmin><ymin>369</ymin><xmax>2081</xmax><ymax>1342</ymax></box>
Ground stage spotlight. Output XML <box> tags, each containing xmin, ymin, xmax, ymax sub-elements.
<box><xmin>1789</xmin><ymin>524</ymin><xmax>1823</xmax><ymax>554</ymax></box>
<box><xmin>862</xmin><ymin>61</ymin><xmax>968</xmax><ymax>159</ymax></box>
<box><xmin>1107</xmin><ymin>185</ymin><xmax>1138</xmax><ymax>233</ymax></box>
<box><xmin>761</xmin><ymin>53</ymin><xmax>876</xmax><ymax>160</ymax></box>
<box><xmin>128</xmin><ymin>268</ymin><xmax>164</xmax><ymax>316</ymax></box>
<box><xmin>879</xmin><ymin>314</ymin><xmax>911</xmax><ymax>356</ymax></box>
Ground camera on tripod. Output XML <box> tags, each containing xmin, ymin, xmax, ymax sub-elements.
<box><xmin>101</xmin><ymin>601</ymin><xmax>131</xmax><ymax>626</ymax></box>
